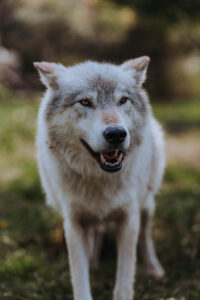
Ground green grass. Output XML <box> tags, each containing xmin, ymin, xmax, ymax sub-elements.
<box><xmin>153</xmin><ymin>99</ymin><xmax>200</xmax><ymax>133</ymax></box>
<box><xmin>0</xmin><ymin>86</ymin><xmax>200</xmax><ymax>299</ymax></box>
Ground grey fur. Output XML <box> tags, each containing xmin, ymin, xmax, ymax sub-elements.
<box><xmin>88</xmin><ymin>75</ymin><xmax>117</xmax><ymax>107</ymax></box>
<box><xmin>35</xmin><ymin>59</ymin><xmax>166</xmax><ymax>300</ymax></box>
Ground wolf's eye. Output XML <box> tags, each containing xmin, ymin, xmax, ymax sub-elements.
<box><xmin>80</xmin><ymin>99</ymin><xmax>92</xmax><ymax>107</ymax></box>
<box><xmin>119</xmin><ymin>97</ymin><xmax>128</xmax><ymax>105</ymax></box>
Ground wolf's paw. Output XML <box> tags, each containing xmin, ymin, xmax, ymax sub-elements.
<box><xmin>113</xmin><ymin>295</ymin><xmax>133</xmax><ymax>300</ymax></box>
<box><xmin>113</xmin><ymin>288</ymin><xmax>133</xmax><ymax>300</ymax></box>
<box><xmin>147</xmin><ymin>264</ymin><xmax>165</xmax><ymax>280</ymax></box>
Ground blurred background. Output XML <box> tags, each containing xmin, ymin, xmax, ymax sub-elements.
<box><xmin>0</xmin><ymin>0</ymin><xmax>200</xmax><ymax>299</ymax></box>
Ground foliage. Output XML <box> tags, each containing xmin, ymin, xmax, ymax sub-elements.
<box><xmin>0</xmin><ymin>0</ymin><xmax>200</xmax><ymax>97</ymax></box>
<box><xmin>112</xmin><ymin>0</ymin><xmax>200</xmax><ymax>22</ymax></box>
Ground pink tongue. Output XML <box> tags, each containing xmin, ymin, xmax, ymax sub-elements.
<box><xmin>102</xmin><ymin>149</ymin><xmax>118</xmax><ymax>160</ymax></box>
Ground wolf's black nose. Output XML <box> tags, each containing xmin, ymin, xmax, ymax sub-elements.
<box><xmin>103</xmin><ymin>126</ymin><xmax>127</xmax><ymax>145</ymax></box>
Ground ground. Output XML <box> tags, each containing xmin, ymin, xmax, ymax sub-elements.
<box><xmin>0</xmin><ymin>86</ymin><xmax>200</xmax><ymax>300</ymax></box>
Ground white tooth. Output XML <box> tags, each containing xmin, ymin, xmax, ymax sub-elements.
<box><xmin>100</xmin><ymin>153</ymin><xmax>106</xmax><ymax>164</ymax></box>
<box><xmin>117</xmin><ymin>153</ymin><xmax>123</xmax><ymax>163</ymax></box>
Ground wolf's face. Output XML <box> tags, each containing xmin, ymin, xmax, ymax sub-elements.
<box><xmin>35</xmin><ymin>58</ymin><xmax>150</xmax><ymax>173</ymax></box>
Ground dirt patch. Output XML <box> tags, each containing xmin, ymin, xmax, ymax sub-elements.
<box><xmin>166</xmin><ymin>130</ymin><xmax>200</xmax><ymax>167</ymax></box>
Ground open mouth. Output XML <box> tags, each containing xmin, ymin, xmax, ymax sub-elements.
<box><xmin>80</xmin><ymin>139</ymin><xmax>126</xmax><ymax>172</ymax></box>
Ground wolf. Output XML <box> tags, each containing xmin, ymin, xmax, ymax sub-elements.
<box><xmin>34</xmin><ymin>56</ymin><xmax>165</xmax><ymax>300</ymax></box>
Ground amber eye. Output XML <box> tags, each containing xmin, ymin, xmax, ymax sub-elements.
<box><xmin>120</xmin><ymin>97</ymin><xmax>128</xmax><ymax>105</ymax></box>
<box><xmin>80</xmin><ymin>99</ymin><xmax>92</xmax><ymax>107</ymax></box>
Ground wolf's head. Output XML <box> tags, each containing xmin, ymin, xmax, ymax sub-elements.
<box><xmin>34</xmin><ymin>58</ymin><xmax>150</xmax><ymax>174</ymax></box>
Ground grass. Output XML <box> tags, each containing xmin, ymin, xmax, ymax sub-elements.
<box><xmin>0</xmin><ymin>85</ymin><xmax>200</xmax><ymax>299</ymax></box>
<box><xmin>153</xmin><ymin>99</ymin><xmax>200</xmax><ymax>133</ymax></box>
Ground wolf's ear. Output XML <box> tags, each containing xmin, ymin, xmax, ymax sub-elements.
<box><xmin>33</xmin><ymin>61</ymin><xmax>65</xmax><ymax>90</ymax></box>
<box><xmin>121</xmin><ymin>56</ymin><xmax>150</xmax><ymax>87</ymax></box>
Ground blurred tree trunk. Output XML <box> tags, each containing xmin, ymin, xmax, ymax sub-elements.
<box><xmin>101</xmin><ymin>21</ymin><xmax>173</xmax><ymax>98</ymax></box>
<box><xmin>108</xmin><ymin>0</ymin><xmax>200</xmax><ymax>98</ymax></box>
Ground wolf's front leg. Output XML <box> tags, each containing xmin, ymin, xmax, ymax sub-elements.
<box><xmin>64</xmin><ymin>220</ymin><xmax>92</xmax><ymax>300</ymax></box>
<box><xmin>113</xmin><ymin>214</ymin><xmax>140</xmax><ymax>300</ymax></box>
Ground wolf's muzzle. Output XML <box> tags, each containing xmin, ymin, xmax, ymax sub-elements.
<box><xmin>103</xmin><ymin>126</ymin><xmax>127</xmax><ymax>145</ymax></box>
<box><xmin>80</xmin><ymin>139</ymin><xmax>126</xmax><ymax>173</ymax></box>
